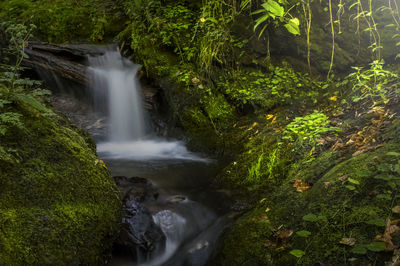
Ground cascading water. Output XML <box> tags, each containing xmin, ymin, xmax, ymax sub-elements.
<box><xmin>87</xmin><ymin>50</ymin><xmax>206</xmax><ymax>161</ymax></box>
<box><xmin>85</xmin><ymin>49</ymin><xmax>226</xmax><ymax>266</ymax></box>
<box><xmin>88</xmin><ymin>50</ymin><xmax>146</xmax><ymax>141</ymax></box>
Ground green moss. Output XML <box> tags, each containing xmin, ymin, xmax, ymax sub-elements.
<box><xmin>217</xmin><ymin>141</ymin><xmax>400</xmax><ymax>265</ymax></box>
<box><xmin>0</xmin><ymin>0</ymin><xmax>125</xmax><ymax>42</ymax></box>
<box><xmin>0</xmin><ymin>112</ymin><xmax>121</xmax><ymax>265</ymax></box>
<box><xmin>217</xmin><ymin>207</ymin><xmax>275</xmax><ymax>266</ymax></box>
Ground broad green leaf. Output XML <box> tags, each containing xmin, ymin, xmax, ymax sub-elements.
<box><xmin>366</xmin><ymin>242</ymin><xmax>386</xmax><ymax>252</ymax></box>
<box><xmin>14</xmin><ymin>94</ymin><xmax>52</xmax><ymax>113</ymax></box>
<box><xmin>373</xmin><ymin>174</ymin><xmax>395</xmax><ymax>181</ymax></box>
<box><xmin>351</xmin><ymin>245</ymin><xmax>367</xmax><ymax>254</ymax></box>
<box><xmin>296</xmin><ymin>230</ymin><xmax>311</xmax><ymax>238</ymax></box>
<box><xmin>366</xmin><ymin>218</ymin><xmax>386</xmax><ymax>227</ymax></box>
<box><xmin>387</xmin><ymin>152</ymin><xmax>400</xmax><ymax>156</ymax></box>
<box><xmin>263</xmin><ymin>0</ymin><xmax>284</xmax><ymax>18</ymax></box>
<box><xmin>348</xmin><ymin>178</ymin><xmax>360</xmax><ymax>185</ymax></box>
<box><xmin>289</xmin><ymin>249</ymin><xmax>305</xmax><ymax>258</ymax></box>
<box><xmin>345</xmin><ymin>185</ymin><xmax>356</xmax><ymax>191</ymax></box>
<box><xmin>303</xmin><ymin>213</ymin><xmax>318</xmax><ymax>222</ymax></box>
<box><xmin>377</xmin><ymin>194</ymin><xmax>392</xmax><ymax>200</ymax></box>
<box><xmin>284</xmin><ymin>18</ymin><xmax>301</xmax><ymax>35</ymax></box>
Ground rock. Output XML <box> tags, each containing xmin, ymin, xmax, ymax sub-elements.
<box><xmin>167</xmin><ymin>195</ymin><xmax>187</xmax><ymax>203</ymax></box>
<box><xmin>118</xmin><ymin>200</ymin><xmax>166</xmax><ymax>253</ymax></box>
<box><xmin>113</xmin><ymin>176</ymin><xmax>159</xmax><ymax>203</ymax></box>
<box><xmin>0</xmin><ymin>109</ymin><xmax>121</xmax><ymax>265</ymax></box>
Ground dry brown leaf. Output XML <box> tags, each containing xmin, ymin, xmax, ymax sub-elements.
<box><xmin>293</xmin><ymin>179</ymin><xmax>311</xmax><ymax>192</ymax></box>
<box><xmin>324</xmin><ymin>182</ymin><xmax>331</xmax><ymax>189</ymax></box>
<box><xmin>375</xmin><ymin>219</ymin><xmax>400</xmax><ymax>252</ymax></box>
<box><xmin>393</xmin><ymin>206</ymin><xmax>400</xmax><ymax>214</ymax></box>
<box><xmin>278</xmin><ymin>230</ymin><xmax>293</xmax><ymax>239</ymax></box>
<box><xmin>339</xmin><ymin>237</ymin><xmax>356</xmax><ymax>246</ymax></box>
<box><xmin>264</xmin><ymin>240</ymin><xmax>276</xmax><ymax>248</ymax></box>
<box><xmin>339</xmin><ymin>174</ymin><xmax>349</xmax><ymax>182</ymax></box>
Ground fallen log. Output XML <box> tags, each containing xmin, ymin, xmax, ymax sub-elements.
<box><xmin>24</xmin><ymin>48</ymin><xmax>88</xmax><ymax>85</ymax></box>
<box><xmin>28</xmin><ymin>41</ymin><xmax>105</xmax><ymax>61</ymax></box>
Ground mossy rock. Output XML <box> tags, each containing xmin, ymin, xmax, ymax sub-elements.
<box><xmin>0</xmin><ymin>112</ymin><xmax>121</xmax><ymax>265</ymax></box>
<box><xmin>216</xmin><ymin>115</ymin><xmax>400</xmax><ymax>265</ymax></box>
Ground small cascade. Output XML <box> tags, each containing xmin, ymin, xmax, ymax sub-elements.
<box><xmin>87</xmin><ymin>49</ymin><xmax>207</xmax><ymax>162</ymax></box>
<box><xmin>87</xmin><ymin>51</ymin><xmax>146</xmax><ymax>141</ymax></box>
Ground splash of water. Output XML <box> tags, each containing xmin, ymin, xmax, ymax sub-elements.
<box><xmin>135</xmin><ymin>210</ymin><xmax>187</xmax><ymax>266</ymax></box>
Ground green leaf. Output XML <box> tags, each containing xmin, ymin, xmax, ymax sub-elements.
<box><xmin>366</xmin><ymin>218</ymin><xmax>386</xmax><ymax>227</ymax></box>
<box><xmin>377</xmin><ymin>194</ymin><xmax>392</xmax><ymax>200</ymax></box>
<box><xmin>345</xmin><ymin>185</ymin><xmax>356</xmax><ymax>191</ymax></box>
<box><xmin>348</xmin><ymin>178</ymin><xmax>360</xmax><ymax>185</ymax></box>
<box><xmin>289</xmin><ymin>249</ymin><xmax>305</xmax><ymax>258</ymax></box>
<box><xmin>303</xmin><ymin>213</ymin><xmax>318</xmax><ymax>222</ymax></box>
<box><xmin>263</xmin><ymin>0</ymin><xmax>284</xmax><ymax>18</ymax></box>
<box><xmin>387</xmin><ymin>152</ymin><xmax>400</xmax><ymax>156</ymax></box>
<box><xmin>366</xmin><ymin>242</ymin><xmax>386</xmax><ymax>252</ymax></box>
<box><xmin>284</xmin><ymin>18</ymin><xmax>300</xmax><ymax>35</ymax></box>
<box><xmin>373</xmin><ymin>174</ymin><xmax>394</xmax><ymax>181</ymax></box>
<box><xmin>14</xmin><ymin>94</ymin><xmax>52</xmax><ymax>113</ymax></box>
<box><xmin>351</xmin><ymin>245</ymin><xmax>367</xmax><ymax>254</ymax></box>
<box><xmin>296</xmin><ymin>230</ymin><xmax>311</xmax><ymax>238</ymax></box>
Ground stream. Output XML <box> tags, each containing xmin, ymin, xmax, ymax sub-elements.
<box><xmin>40</xmin><ymin>49</ymin><xmax>232</xmax><ymax>265</ymax></box>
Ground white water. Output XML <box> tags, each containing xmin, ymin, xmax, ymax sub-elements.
<box><xmin>136</xmin><ymin>210</ymin><xmax>187</xmax><ymax>266</ymax></box>
<box><xmin>87</xmin><ymin>50</ymin><xmax>206</xmax><ymax>161</ymax></box>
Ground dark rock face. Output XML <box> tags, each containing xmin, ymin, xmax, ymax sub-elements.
<box><xmin>114</xmin><ymin>176</ymin><xmax>159</xmax><ymax>203</ymax></box>
<box><xmin>118</xmin><ymin>200</ymin><xmax>166</xmax><ymax>253</ymax></box>
<box><xmin>113</xmin><ymin>176</ymin><xmax>165</xmax><ymax>255</ymax></box>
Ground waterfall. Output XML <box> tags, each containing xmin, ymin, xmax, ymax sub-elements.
<box><xmin>87</xmin><ymin>49</ymin><xmax>208</xmax><ymax>162</ymax></box>
<box><xmin>88</xmin><ymin>51</ymin><xmax>146</xmax><ymax>141</ymax></box>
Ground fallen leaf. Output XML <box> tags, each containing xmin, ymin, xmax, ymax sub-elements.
<box><xmin>248</xmin><ymin>122</ymin><xmax>259</xmax><ymax>131</ymax></box>
<box><xmin>339</xmin><ymin>174</ymin><xmax>349</xmax><ymax>182</ymax></box>
<box><xmin>259</xmin><ymin>198</ymin><xmax>267</xmax><ymax>203</ymax></box>
<box><xmin>324</xmin><ymin>182</ymin><xmax>331</xmax><ymax>189</ymax></box>
<box><xmin>329</xmin><ymin>96</ymin><xmax>338</xmax><ymax>101</ymax></box>
<box><xmin>340</xmin><ymin>237</ymin><xmax>356</xmax><ymax>246</ymax></box>
<box><xmin>374</xmin><ymin>219</ymin><xmax>400</xmax><ymax>252</ymax></box>
<box><xmin>293</xmin><ymin>179</ymin><xmax>311</xmax><ymax>192</ymax></box>
<box><xmin>191</xmin><ymin>77</ymin><xmax>200</xmax><ymax>84</ymax></box>
<box><xmin>266</xmin><ymin>114</ymin><xmax>274</xmax><ymax>120</ymax></box>
<box><xmin>278</xmin><ymin>230</ymin><xmax>293</xmax><ymax>239</ymax></box>
<box><xmin>264</xmin><ymin>240</ymin><xmax>276</xmax><ymax>247</ymax></box>
<box><xmin>393</xmin><ymin>206</ymin><xmax>400</xmax><ymax>214</ymax></box>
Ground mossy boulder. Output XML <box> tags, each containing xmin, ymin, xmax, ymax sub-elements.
<box><xmin>215</xmin><ymin>121</ymin><xmax>400</xmax><ymax>265</ymax></box>
<box><xmin>0</xmin><ymin>111</ymin><xmax>121</xmax><ymax>265</ymax></box>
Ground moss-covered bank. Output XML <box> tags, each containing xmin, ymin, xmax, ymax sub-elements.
<box><xmin>0</xmin><ymin>109</ymin><xmax>121</xmax><ymax>265</ymax></box>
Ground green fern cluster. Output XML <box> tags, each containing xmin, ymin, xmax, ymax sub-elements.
<box><xmin>0</xmin><ymin>22</ymin><xmax>53</xmax><ymax>162</ymax></box>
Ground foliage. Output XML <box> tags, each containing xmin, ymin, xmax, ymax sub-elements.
<box><xmin>253</xmin><ymin>0</ymin><xmax>300</xmax><ymax>37</ymax></box>
<box><xmin>282</xmin><ymin>111</ymin><xmax>340</xmax><ymax>148</ymax></box>
<box><xmin>346</xmin><ymin>60</ymin><xmax>398</xmax><ymax>102</ymax></box>
<box><xmin>0</xmin><ymin>0</ymin><xmax>123</xmax><ymax>42</ymax></box>
<box><xmin>0</xmin><ymin>22</ymin><xmax>52</xmax><ymax>162</ymax></box>
<box><xmin>217</xmin><ymin>63</ymin><xmax>324</xmax><ymax>109</ymax></box>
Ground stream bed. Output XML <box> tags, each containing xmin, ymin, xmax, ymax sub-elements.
<box><xmin>39</xmin><ymin>48</ymin><xmax>233</xmax><ymax>266</ymax></box>
<box><xmin>103</xmin><ymin>154</ymin><xmax>231</xmax><ymax>266</ymax></box>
